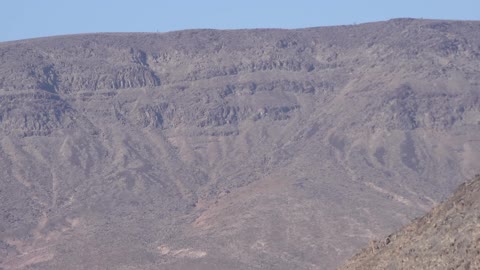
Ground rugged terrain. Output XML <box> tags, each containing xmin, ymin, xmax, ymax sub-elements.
<box><xmin>339</xmin><ymin>175</ymin><xmax>480</xmax><ymax>270</ymax></box>
<box><xmin>0</xmin><ymin>18</ymin><xmax>479</xmax><ymax>269</ymax></box>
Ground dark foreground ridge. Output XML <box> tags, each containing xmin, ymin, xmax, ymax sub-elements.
<box><xmin>1</xmin><ymin>18</ymin><xmax>480</xmax><ymax>269</ymax></box>
<box><xmin>339</xmin><ymin>175</ymin><xmax>480</xmax><ymax>270</ymax></box>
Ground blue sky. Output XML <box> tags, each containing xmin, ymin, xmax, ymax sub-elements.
<box><xmin>1</xmin><ymin>0</ymin><xmax>479</xmax><ymax>42</ymax></box>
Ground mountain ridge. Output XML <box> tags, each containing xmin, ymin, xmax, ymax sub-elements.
<box><xmin>2</xmin><ymin>17</ymin><xmax>476</xmax><ymax>43</ymax></box>
<box><xmin>1</xmin><ymin>18</ymin><xmax>479</xmax><ymax>269</ymax></box>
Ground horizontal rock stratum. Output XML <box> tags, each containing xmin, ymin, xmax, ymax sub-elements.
<box><xmin>1</xmin><ymin>18</ymin><xmax>479</xmax><ymax>269</ymax></box>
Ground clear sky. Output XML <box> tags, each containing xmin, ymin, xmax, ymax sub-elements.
<box><xmin>1</xmin><ymin>0</ymin><xmax>479</xmax><ymax>42</ymax></box>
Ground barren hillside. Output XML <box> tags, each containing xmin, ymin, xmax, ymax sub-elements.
<box><xmin>339</xmin><ymin>175</ymin><xmax>480</xmax><ymax>270</ymax></box>
<box><xmin>0</xmin><ymin>18</ymin><xmax>479</xmax><ymax>269</ymax></box>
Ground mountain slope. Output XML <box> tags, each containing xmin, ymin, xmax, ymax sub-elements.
<box><xmin>338</xmin><ymin>175</ymin><xmax>480</xmax><ymax>270</ymax></box>
<box><xmin>0</xmin><ymin>18</ymin><xmax>480</xmax><ymax>269</ymax></box>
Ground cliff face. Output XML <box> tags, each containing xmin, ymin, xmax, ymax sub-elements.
<box><xmin>1</xmin><ymin>18</ymin><xmax>480</xmax><ymax>270</ymax></box>
<box><xmin>339</xmin><ymin>175</ymin><xmax>480</xmax><ymax>270</ymax></box>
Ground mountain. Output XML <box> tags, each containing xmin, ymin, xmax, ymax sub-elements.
<box><xmin>338</xmin><ymin>175</ymin><xmax>480</xmax><ymax>270</ymax></box>
<box><xmin>0</xmin><ymin>18</ymin><xmax>479</xmax><ymax>269</ymax></box>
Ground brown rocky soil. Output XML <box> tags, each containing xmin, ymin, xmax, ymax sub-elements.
<box><xmin>339</xmin><ymin>175</ymin><xmax>480</xmax><ymax>270</ymax></box>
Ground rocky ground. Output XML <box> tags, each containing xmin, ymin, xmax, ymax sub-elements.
<box><xmin>339</xmin><ymin>175</ymin><xmax>480</xmax><ymax>270</ymax></box>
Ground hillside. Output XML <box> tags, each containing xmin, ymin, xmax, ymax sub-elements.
<box><xmin>0</xmin><ymin>18</ymin><xmax>480</xmax><ymax>269</ymax></box>
<box><xmin>339</xmin><ymin>175</ymin><xmax>480</xmax><ymax>270</ymax></box>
